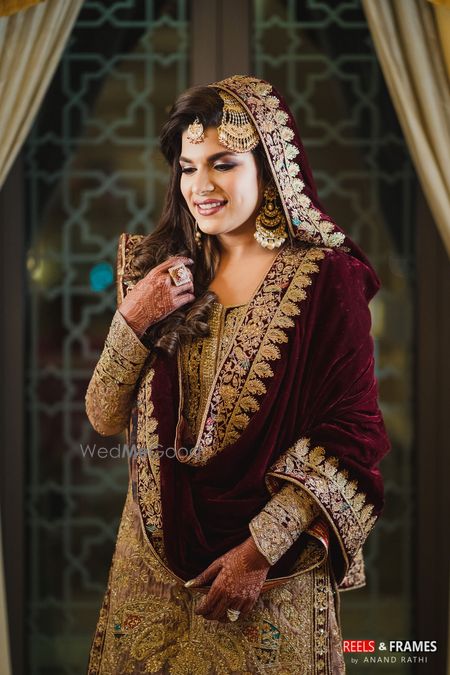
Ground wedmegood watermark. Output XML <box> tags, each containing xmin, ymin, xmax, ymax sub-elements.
<box><xmin>79</xmin><ymin>443</ymin><xmax>201</xmax><ymax>460</ymax></box>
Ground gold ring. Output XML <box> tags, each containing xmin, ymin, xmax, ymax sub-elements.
<box><xmin>167</xmin><ymin>262</ymin><xmax>191</xmax><ymax>287</ymax></box>
<box><xmin>226</xmin><ymin>608</ymin><xmax>240</xmax><ymax>622</ymax></box>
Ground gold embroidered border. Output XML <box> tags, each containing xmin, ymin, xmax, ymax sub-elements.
<box><xmin>338</xmin><ymin>548</ymin><xmax>366</xmax><ymax>592</ymax></box>
<box><xmin>116</xmin><ymin>232</ymin><xmax>145</xmax><ymax>305</ymax></box>
<box><xmin>313</xmin><ymin>561</ymin><xmax>332</xmax><ymax>674</ymax></box>
<box><xmin>224</xmin><ymin>246</ymin><xmax>326</xmax><ymax>448</ymax></box>
<box><xmin>249</xmin><ymin>483</ymin><xmax>322</xmax><ymax>565</ymax></box>
<box><xmin>179</xmin><ymin>301</ymin><xmax>225</xmax><ymax>441</ymax></box>
<box><xmin>180</xmin><ymin>329</ymin><xmax>203</xmax><ymax>438</ymax></box>
<box><xmin>85</xmin><ymin>310</ymin><xmax>150</xmax><ymax>437</ymax></box>
<box><xmin>189</xmin><ymin>246</ymin><xmax>326</xmax><ymax>466</ymax></box>
<box><xmin>211</xmin><ymin>76</ymin><xmax>346</xmax><ymax>250</ymax></box>
<box><xmin>266</xmin><ymin>437</ymin><xmax>377</xmax><ymax>573</ymax></box>
<box><xmin>242</xmin><ymin>558</ymin><xmax>339</xmax><ymax>674</ymax></box>
<box><xmin>87</xmin><ymin>578</ymin><xmax>111</xmax><ymax>674</ymax></box>
<box><xmin>136</xmin><ymin>360</ymin><xmax>163</xmax><ymax>534</ymax></box>
<box><xmin>180</xmin><ymin>303</ymin><xmax>248</xmax><ymax>443</ymax></box>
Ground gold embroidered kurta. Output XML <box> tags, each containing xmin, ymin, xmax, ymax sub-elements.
<box><xmin>85</xmin><ymin>301</ymin><xmax>345</xmax><ymax>674</ymax></box>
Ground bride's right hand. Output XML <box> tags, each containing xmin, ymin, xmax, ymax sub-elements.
<box><xmin>118</xmin><ymin>256</ymin><xmax>195</xmax><ymax>337</ymax></box>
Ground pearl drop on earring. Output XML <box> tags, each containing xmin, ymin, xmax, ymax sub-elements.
<box><xmin>194</xmin><ymin>222</ymin><xmax>202</xmax><ymax>249</ymax></box>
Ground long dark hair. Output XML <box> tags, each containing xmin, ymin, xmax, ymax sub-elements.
<box><xmin>127</xmin><ymin>86</ymin><xmax>275</xmax><ymax>356</ymax></box>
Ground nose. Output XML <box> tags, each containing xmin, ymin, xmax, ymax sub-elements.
<box><xmin>192</xmin><ymin>168</ymin><xmax>214</xmax><ymax>195</ymax></box>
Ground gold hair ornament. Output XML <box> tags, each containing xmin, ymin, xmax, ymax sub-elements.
<box><xmin>254</xmin><ymin>184</ymin><xmax>288</xmax><ymax>249</ymax></box>
<box><xmin>185</xmin><ymin>93</ymin><xmax>259</xmax><ymax>152</ymax></box>
<box><xmin>217</xmin><ymin>90</ymin><xmax>259</xmax><ymax>153</ymax></box>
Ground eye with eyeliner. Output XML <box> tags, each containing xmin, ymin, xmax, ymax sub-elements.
<box><xmin>180</xmin><ymin>162</ymin><xmax>236</xmax><ymax>174</ymax></box>
<box><xmin>214</xmin><ymin>162</ymin><xmax>236</xmax><ymax>171</ymax></box>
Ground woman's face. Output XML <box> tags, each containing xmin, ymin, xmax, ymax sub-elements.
<box><xmin>179</xmin><ymin>126</ymin><xmax>263</xmax><ymax>239</ymax></box>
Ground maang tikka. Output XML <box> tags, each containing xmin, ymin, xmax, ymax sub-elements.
<box><xmin>186</xmin><ymin>90</ymin><xmax>259</xmax><ymax>153</ymax></box>
<box><xmin>254</xmin><ymin>184</ymin><xmax>288</xmax><ymax>250</ymax></box>
<box><xmin>186</xmin><ymin>117</ymin><xmax>205</xmax><ymax>144</ymax></box>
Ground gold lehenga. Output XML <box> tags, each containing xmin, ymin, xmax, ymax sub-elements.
<box><xmin>86</xmin><ymin>301</ymin><xmax>346</xmax><ymax>674</ymax></box>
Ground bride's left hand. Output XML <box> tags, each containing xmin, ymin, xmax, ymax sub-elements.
<box><xmin>185</xmin><ymin>535</ymin><xmax>271</xmax><ymax>622</ymax></box>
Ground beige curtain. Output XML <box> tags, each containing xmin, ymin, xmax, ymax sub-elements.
<box><xmin>0</xmin><ymin>2</ymin><xmax>83</xmax><ymax>674</ymax></box>
<box><xmin>362</xmin><ymin>0</ymin><xmax>450</xmax><ymax>259</ymax></box>
<box><xmin>0</xmin><ymin>0</ymin><xmax>84</xmax><ymax>188</ymax></box>
<box><xmin>428</xmin><ymin>0</ymin><xmax>450</xmax><ymax>81</ymax></box>
<box><xmin>0</xmin><ymin>0</ymin><xmax>45</xmax><ymax>17</ymax></box>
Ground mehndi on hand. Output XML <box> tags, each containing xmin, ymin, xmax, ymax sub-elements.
<box><xmin>119</xmin><ymin>256</ymin><xmax>195</xmax><ymax>337</ymax></box>
<box><xmin>185</xmin><ymin>535</ymin><xmax>271</xmax><ymax>623</ymax></box>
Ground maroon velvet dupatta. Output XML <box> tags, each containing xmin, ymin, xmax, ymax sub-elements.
<box><xmin>122</xmin><ymin>76</ymin><xmax>390</xmax><ymax>590</ymax></box>
<box><xmin>142</xmin><ymin>244</ymin><xmax>388</xmax><ymax>587</ymax></box>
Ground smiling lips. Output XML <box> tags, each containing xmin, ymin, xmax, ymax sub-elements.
<box><xmin>194</xmin><ymin>199</ymin><xmax>227</xmax><ymax>216</ymax></box>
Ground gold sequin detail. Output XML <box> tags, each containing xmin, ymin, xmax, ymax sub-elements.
<box><xmin>85</xmin><ymin>309</ymin><xmax>150</xmax><ymax>436</ymax></box>
<box><xmin>185</xmin><ymin>245</ymin><xmax>326</xmax><ymax>466</ymax></box>
<box><xmin>87</xmin><ymin>482</ymin><xmax>344</xmax><ymax>674</ymax></box>
<box><xmin>339</xmin><ymin>548</ymin><xmax>366</xmax><ymax>591</ymax></box>
<box><xmin>136</xmin><ymin>359</ymin><xmax>164</xmax><ymax>537</ymax></box>
<box><xmin>267</xmin><ymin>437</ymin><xmax>377</xmax><ymax>579</ymax></box>
<box><xmin>249</xmin><ymin>483</ymin><xmax>322</xmax><ymax>565</ymax></box>
<box><xmin>180</xmin><ymin>302</ymin><xmax>248</xmax><ymax>440</ymax></box>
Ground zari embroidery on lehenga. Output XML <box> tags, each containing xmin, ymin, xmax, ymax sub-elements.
<box><xmin>87</xmin><ymin>484</ymin><xmax>345</xmax><ymax>674</ymax></box>
<box><xmin>136</xmin><ymin>359</ymin><xmax>162</xmax><ymax>534</ymax></box>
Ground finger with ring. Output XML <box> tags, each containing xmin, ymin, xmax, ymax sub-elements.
<box><xmin>167</xmin><ymin>263</ymin><xmax>191</xmax><ymax>287</ymax></box>
<box><xmin>226</xmin><ymin>608</ymin><xmax>240</xmax><ymax>622</ymax></box>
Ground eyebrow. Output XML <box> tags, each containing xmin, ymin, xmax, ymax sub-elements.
<box><xmin>179</xmin><ymin>151</ymin><xmax>237</xmax><ymax>164</ymax></box>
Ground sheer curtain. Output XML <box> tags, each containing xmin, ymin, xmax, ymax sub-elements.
<box><xmin>0</xmin><ymin>0</ymin><xmax>84</xmax><ymax>188</ymax></box>
<box><xmin>362</xmin><ymin>0</ymin><xmax>450</xmax><ymax>259</ymax></box>
<box><xmin>0</xmin><ymin>2</ymin><xmax>83</xmax><ymax>673</ymax></box>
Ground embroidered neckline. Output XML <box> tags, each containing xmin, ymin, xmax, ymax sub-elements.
<box><xmin>214</xmin><ymin>300</ymin><xmax>248</xmax><ymax>310</ymax></box>
<box><xmin>182</xmin><ymin>245</ymin><xmax>327</xmax><ymax>466</ymax></box>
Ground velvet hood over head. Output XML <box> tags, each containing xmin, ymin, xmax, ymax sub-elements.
<box><xmin>209</xmin><ymin>75</ymin><xmax>381</xmax><ymax>300</ymax></box>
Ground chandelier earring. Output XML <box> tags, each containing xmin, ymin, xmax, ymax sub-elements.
<box><xmin>194</xmin><ymin>221</ymin><xmax>203</xmax><ymax>250</ymax></box>
<box><xmin>254</xmin><ymin>184</ymin><xmax>288</xmax><ymax>249</ymax></box>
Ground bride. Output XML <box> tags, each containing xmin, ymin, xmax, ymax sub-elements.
<box><xmin>85</xmin><ymin>74</ymin><xmax>390</xmax><ymax>674</ymax></box>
